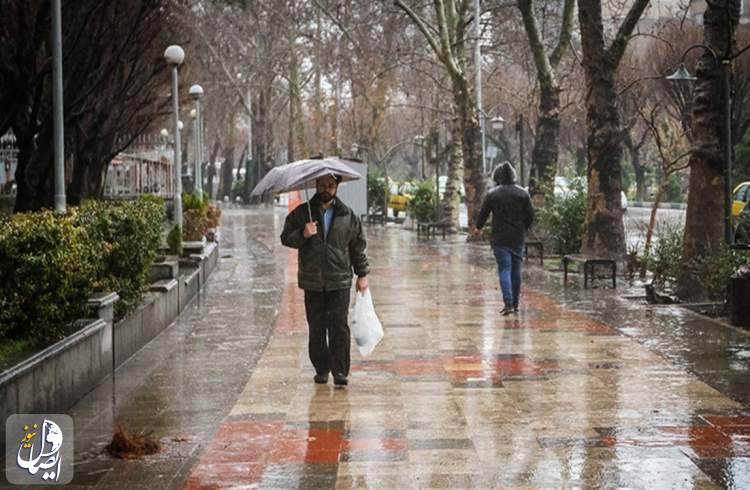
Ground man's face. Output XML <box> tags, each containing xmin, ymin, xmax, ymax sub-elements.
<box><xmin>316</xmin><ymin>175</ymin><xmax>338</xmax><ymax>203</ymax></box>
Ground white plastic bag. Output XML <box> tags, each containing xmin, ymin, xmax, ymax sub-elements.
<box><xmin>350</xmin><ymin>289</ymin><xmax>384</xmax><ymax>357</ymax></box>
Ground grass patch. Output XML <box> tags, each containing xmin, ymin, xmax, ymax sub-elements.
<box><xmin>0</xmin><ymin>337</ymin><xmax>37</xmax><ymax>360</ymax></box>
<box><xmin>0</xmin><ymin>337</ymin><xmax>39</xmax><ymax>369</ymax></box>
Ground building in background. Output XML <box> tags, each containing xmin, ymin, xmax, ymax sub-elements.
<box><xmin>0</xmin><ymin>130</ymin><xmax>18</xmax><ymax>195</ymax></box>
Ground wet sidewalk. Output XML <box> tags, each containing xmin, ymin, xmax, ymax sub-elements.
<box><xmin>4</xmin><ymin>207</ymin><xmax>748</xmax><ymax>488</ymax></box>
<box><xmin>182</xmin><ymin>209</ymin><xmax>749</xmax><ymax>489</ymax></box>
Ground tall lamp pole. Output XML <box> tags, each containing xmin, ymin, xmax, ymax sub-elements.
<box><xmin>189</xmin><ymin>84</ymin><xmax>204</xmax><ymax>201</ymax></box>
<box><xmin>474</xmin><ymin>0</ymin><xmax>485</xmax><ymax>175</ymax></box>
<box><xmin>52</xmin><ymin>0</ymin><xmax>66</xmax><ymax>213</ymax></box>
<box><xmin>516</xmin><ymin>114</ymin><xmax>525</xmax><ymax>188</ymax></box>
<box><xmin>667</xmin><ymin>45</ymin><xmax>733</xmax><ymax>245</ymax></box>
<box><xmin>165</xmin><ymin>45</ymin><xmax>185</xmax><ymax>229</ymax></box>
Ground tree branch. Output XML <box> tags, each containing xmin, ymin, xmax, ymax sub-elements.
<box><xmin>608</xmin><ymin>0</ymin><xmax>651</xmax><ymax>65</ymax></box>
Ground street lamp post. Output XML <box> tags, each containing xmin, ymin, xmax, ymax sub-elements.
<box><xmin>489</xmin><ymin>115</ymin><xmax>505</xmax><ymax>175</ymax></box>
<box><xmin>413</xmin><ymin>134</ymin><xmax>425</xmax><ymax>180</ymax></box>
<box><xmin>515</xmin><ymin>114</ymin><xmax>525</xmax><ymax>188</ymax></box>
<box><xmin>189</xmin><ymin>84</ymin><xmax>204</xmax><ymax>201</ymax></box>
<box><xmin>164</xmin><ymin>45</ymin><xmax>185</xmax><ymax>229</ymax></box>
<box><xmin>666</xmin><ymin>45</ymin><xmax>733</xmax><ymax>245</ymax></box>
<box><xmin>52</xmin><ymin>0</ymin><xmax>65</xmax><ymax>213</ymax></box>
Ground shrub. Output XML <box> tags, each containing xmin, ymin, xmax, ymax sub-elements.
<box><xmin>167</xmin><ymin>224</ymin><xmax>182</xmax><ymax>255</ymax></box>
<box><xmin>182</xmin><ymin>191</ymin><xmax>208</xmax><ymax>212</ymax></box>
<box><xmin>644</xmin><ymin>222</ymin><xmax>683</xmax><ymax>287</ymax></box>
<box><xmin>183</xmin><ymin>208</ymin><xmax>208</xmax><ymax>241</ymax></box>
<box><xmin>206</xmin><ymin>204</ymin><xmax>222</xmax><ymax>229</ymax></box>
<box><xmin>140</xmin><ymin>194</ymin><xmax>166</xmax><ymax>214</ymax></box>
<box><xmin>367</xmin><ymin>169</ymin><xmax>388</xmax><ymax>214</ymax></box>
<box><xmin>694</xmin><ymin>245</ymin><xmax>750</xmax><ymax>301</ymax></box>
<box><xmin>0</xmin><ymin>212</ymin><xmax>100</xmax><ymax>342</ymax></box>
<box><xmin>406</xmin><ymin>180</ymin><xmax>439</xmax><ymax>223</ymax></box>
<box><xmin>76</xmin><ymin>199</ymin><xmax>164</xmax><ymax>320</ymax></box>
<box><xmin>537</xmin><ymin>177</ymin><xmax>586</xmax><ymax>255</ymax></box>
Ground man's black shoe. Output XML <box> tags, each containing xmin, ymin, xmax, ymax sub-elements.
<box><xmin>333</xmin><ymin>374</ymin><xmax>348</xmax><ymax>386</ymax></box>
<box><xmin>500</xmin><ymin>307</ymin><xmax>515</xmax><ymax>316</ymax></box>
<box><xmin>314</xmin><ymin>373</ymin><xmax>329</xmax><ymax>384</ymax></box>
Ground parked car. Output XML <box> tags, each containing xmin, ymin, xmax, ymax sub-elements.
<box><xmin>554</xmin><ymin>176</ymin><xmax>627</xmax><ymax>210</ymax></box>
<box><xmin>438</xmin><ymin>175</ymin><xmax>465</xmax><ymax>199</ymax></box>
<box><xmin>733</xmin><ymin>181</ymin><xmax>750</xmax><ymax>220</ymax></box>
<box><xmin>388</xmin><ymin>182</ymin><xmax>414</xmax><ymax>217</ymax></box>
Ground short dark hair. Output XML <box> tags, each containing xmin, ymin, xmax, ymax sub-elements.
<box><xmin>316</xmin><ymin>174</ymin><xmax>342</xmax><ymax>185</ymax></box>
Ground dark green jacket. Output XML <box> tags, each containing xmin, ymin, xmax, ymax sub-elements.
<box><xmin>280</xmin><ymin>195</ymin><xmax>369</xmax><ymax>291</ymax></box>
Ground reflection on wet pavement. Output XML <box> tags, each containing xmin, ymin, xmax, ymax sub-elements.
<box><xmin>3</xmin><ymin>208</ymin><xmax>746</xmax><ymax>489</ymax></box>
<box><xmin>183</xmin><ymin>210</ymin><xmax>748</xmax><ymax>489</ymax></box>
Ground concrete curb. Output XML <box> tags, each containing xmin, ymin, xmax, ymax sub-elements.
<box><xmin>0</xmin><ymin>239</ymin><xmax>220</xmax><ymax>431</ymax></box>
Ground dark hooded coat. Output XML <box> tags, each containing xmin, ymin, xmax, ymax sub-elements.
<box><xmin>476</xmin><ymin>162</ymin><xmax>535</xmax><ymax>250</ymax></box>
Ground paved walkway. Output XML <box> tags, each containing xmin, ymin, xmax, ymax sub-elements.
<box><xmin>5</xmin><ymin>207</ymin><xmax>748</xmax><ymax>489</ymax></box>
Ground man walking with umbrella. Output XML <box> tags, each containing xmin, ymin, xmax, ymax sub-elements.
<box><xmin>281</xmin><ymin>173</ymin><xmax>369</xmax><ymax>387</ymax></box>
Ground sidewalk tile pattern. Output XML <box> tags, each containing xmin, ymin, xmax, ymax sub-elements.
<box><xmin>183</xmin><ymin>224</ymin><xmax>749</xmax><ymax>489</ymax></box>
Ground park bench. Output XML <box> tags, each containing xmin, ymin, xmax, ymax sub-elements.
<box><xmin>524</xmin><ymin>241</ymin><xmax>544</xmax><ymax>266</ymax></box>
<box><xmin>562</xmin><ymin>254</ymin><xmax>617</xmax><ymax>288</ymax></box>
<box><xmin>362</xmin><ymin>213</ymin><xmax>386</xmax><ymax>226</ymax></box>
<box><xmin>417</xmin><ymin>221</ymin><xmax>450</xmax><ymax>239</ymax></box>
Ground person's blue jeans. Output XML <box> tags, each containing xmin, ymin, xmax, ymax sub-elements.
<box><xmin>493</xmin><ymin>245</ymin><xmax>524</xmax><ymax>308</ymax></box>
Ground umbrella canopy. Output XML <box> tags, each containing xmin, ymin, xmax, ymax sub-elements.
<box><xmin>251</xmin><ymin>157</ymin><xmax>362</xmax><ymax>197</ymax></box>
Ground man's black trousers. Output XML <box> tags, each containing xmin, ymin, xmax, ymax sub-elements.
<box><xmin>303</xmin><ymin>289</ymin><xmax>351</xmax><ymax>377</ymax></box>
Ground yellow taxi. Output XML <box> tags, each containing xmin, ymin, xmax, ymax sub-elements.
<box><xmin>388</xmin><ymin>182</ymin><xmax>413</xmax><ymax>217</ymax></box>
<box><xmin>734</xmin><ymin>181</ymin><xmax>750</xmax><ymax>219</ymax></box>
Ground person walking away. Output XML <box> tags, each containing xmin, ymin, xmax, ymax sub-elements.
<box><xmin>472</xmin><ymin>162</ymin><xmax>534</xmax><ymax>315</ymax></box>
<box><xmin>281</xmin><ymin>174</ymin><xmax>369</xmax><ymax>386</ymax></box>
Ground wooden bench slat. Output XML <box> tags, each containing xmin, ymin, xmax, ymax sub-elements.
<box><xmin>563</xmin><ymin>254</ymin><xmax>616</xmax><ymax>288</ymax></box>
<box><xmin>417</xmin><ymin>221</ymin><xmax>450</xmax><ymax>239</ymax></box>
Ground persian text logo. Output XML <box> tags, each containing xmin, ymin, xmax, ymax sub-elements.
<box><xmin>5</xmin><ymin>414</ymin><xmax>73</xmax><ymax>485</ymax></box>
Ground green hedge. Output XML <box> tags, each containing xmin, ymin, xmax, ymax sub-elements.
<box><xmin>0</xmin><ymin>212</ymin><xmax>101</xmax><ymax>342</ymax></box>
<box><xmin>537</xmin><ymin>178</ymin><xmax>587</xmax><ymax>256</ymax></box>
<box><xmin>0</xmin><ymin>198</ymin><xmax>164</xmax><ymax>343</ymax></box>
<box><xmin>76</xmin><ymin>198</ymin><xmax>164</xmax><ymax>319</ymax></box>
<box><xmin>407</xmin><ymin>180</ymin><xmax>439</xmax><ymax>223</ymax></box>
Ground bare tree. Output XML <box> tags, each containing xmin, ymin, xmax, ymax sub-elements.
<box><xmin>635</xmin><ymin>102</ymin><xmax>690</xmax><ymax>275</ymax></box>
<box><xmin>577</xmin><ymin>0</ymin><xmax>650</xmax><ymax>259</ymax></box>
<box><xmin>677</xmin><ymin>0</ymin><xmax>741</xmax><ymax>299</ymax></box>
<box><xmin>517</xmin><ymin>0</ymin><xmax>575</xmax><ymax>186</ymax></box>
<box><xmin>0</xmin><ymin>0</ymin><xmax>177</xmax><ymax>211</ymax></box>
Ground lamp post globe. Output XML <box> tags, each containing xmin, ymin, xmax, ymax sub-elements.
<box><xmin>164</xmin><ymin>45</ymin><xmax>185</xmax><ymax>66</ymax></box>
<box><xmin>189</xmin><ymin>84</ymin><xmax>204</xmax><ymax>201</ymax></box>
<box><xmin>165</xmin><ymin>44</ymin><xmax>184</xmax><ymax>229</ymax></box>
<box><xmin>189</xmin><ymin>84</ymin><xmax>204</xmax><ymax>99</ymax></box>
<box><xmin>491</xmin><ymin>116</ymin><xmax>505</xmax><ymax>132</ymax></box>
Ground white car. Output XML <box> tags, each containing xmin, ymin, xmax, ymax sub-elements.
<box><xmin>438</xmin><ymin>175</ymin><xmax>465</xmax><ymax>198</ymax></box>
<box><xmin>554</xmin><ymin>176</ymin><xmax>628</xmax><ymax>210</ymax></box>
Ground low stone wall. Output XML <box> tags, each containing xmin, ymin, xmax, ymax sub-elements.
<box><xmin>114</xmin><ymin>280</ymin><xmax>178</xmax><ymax>367</ymax></box>
<box><xmin>0</xmin><ymin>240</ymin><xmax>220</xmax><ymax>432</ymax></box>
<box><xmin>0</xmin><ymin>318</ymin><xmax>108</xmax><ymax>441</ymax></box>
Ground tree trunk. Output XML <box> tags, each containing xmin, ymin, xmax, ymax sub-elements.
<box><xmin>530</xmin><ymin>89</ymin><xmax>561</xmax><ymax>184</ymax></box>
<box><xmin>517</xmin><ymin>0</ymin><xmax>572</xmax><ymax>187</ymax></box>
<box><xmin>442</xmin><ymin>122</ymin><xmax>463</xmax><ymax>232</ymax></box>
<box><xmin>640</xmin><ymin>185</ymin><xmax>666</xmax><ymax>278</ymax></box>
<box><xmin>676</xmin><ymin>0</ymin><xmax>740</xmax><ymax>299</ymax></box>
<box><xmin>624</xmin><ymin>132</ymin><xmax>647</xmax><ymax>201</ymax></box>
<box><xmin>207</xmin><ymin>137</ymin><xmax>220</xmax><ymax>200</ymax></box>
<box><xmin>220</xmin><ymin>146</ymin><xmax>234</xmax><ymax>200</ymax></box>
<box><xmin>578</xmin><ymin>0</ymin><xmax>633</xmax><ymax>259</ymax></box>
<box><xmin>452</xmin><ymin>74</ymin><xmax>485</xmax><ymax>232</ymax></box>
